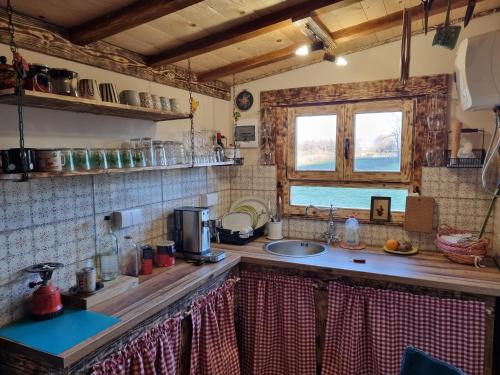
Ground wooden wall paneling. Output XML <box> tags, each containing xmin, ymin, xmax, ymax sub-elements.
<box><xmin>260</xmin><ymin>74</ymin><xmax>450</xmax><ymax>107</ymax></box>
<box><xmin>0</xmin><ymin>10</ymin><xmax>230</xmax><ymax>100</ymax></box>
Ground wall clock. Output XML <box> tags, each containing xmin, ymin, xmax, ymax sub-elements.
<box><xmin>235</xmin><ymin>90</ymin><xmax>253</xmax><ymax>111</ymax></box>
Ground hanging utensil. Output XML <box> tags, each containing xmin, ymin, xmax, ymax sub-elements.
<box><xmin>464</xmin><ymin>0</ymin><xmax>476</xmax><ymax>28</ymax></box>
<box><xmin>421</xmin><ymin>0</ymin><xmax>433</xmax><ymax>34</ymax></box>
<box><xmin>400</xmin><ymin>8</ymin><xmax>411</xmax><ymax>85</ymax></box>
<box><xmin>432</xmin><ymin>0</ymin><xmax>461</xmax><ymax>49</ymax></box>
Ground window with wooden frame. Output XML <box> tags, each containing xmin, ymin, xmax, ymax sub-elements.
<box><xmin>285</xmin><ymin>99</ymin><xmax>415</xmax><ymax>223</ymax></box>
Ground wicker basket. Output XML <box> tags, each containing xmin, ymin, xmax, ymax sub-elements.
<box><xmin>435</xmin><ymin>225</ymin><xmax>489</xmax><ymax>266</ymax></box>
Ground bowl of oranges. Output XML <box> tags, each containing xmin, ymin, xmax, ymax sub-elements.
<box><xmin>383</xmin><ymin>239</ymin><xmax>418</xmax><ymax>255</ymax></box>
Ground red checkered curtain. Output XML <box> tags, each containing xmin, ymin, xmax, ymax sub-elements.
<box><xmin>321</xmin><ymin>282</ymin><xmax>486</xmax><ymax>375</ymax></box>
<box><xmin>189</xmin><ymin>278</ymin><xmax>240</xmax><ymax>375</ymax></box>
<box><xmin>91</xmin><ymin>316</ymin><xmax>181</xmax><ymax>375</ymax></box>
<box><xmin>239</xmin><ymin>270</ymin><xmax>316</xmax><ymax>375</ymax></box>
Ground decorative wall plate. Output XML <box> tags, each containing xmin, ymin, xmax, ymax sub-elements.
<box><xmin>235</xmin><ymin>90</ymin><xmax>253</xmax><ymax>111</ymax></box>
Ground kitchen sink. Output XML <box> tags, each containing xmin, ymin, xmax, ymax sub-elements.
<box><xmin>264</xmin><ymin>240</ymin><xmax>328</xmax><ymax>257</ymax></box>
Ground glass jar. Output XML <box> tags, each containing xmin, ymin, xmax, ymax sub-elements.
<box><xmin>143</xmin><ymin>146</ymin><xmax>156</xmax><ymax>167</ymax></box>
<box><xmin>73</xmin><ymin>148</ymin><xmax>91</xmax><ymax>171</ymax></box>
<box><xmin>107</xmin><ymin>149</ymin><xmax>123</xmax><ymax>169</ymax></box>
<box><xmin>164</xmin><ymin>141</ymin><xmax>175</xmax><ymax>165</ymax></box>
<box><xmin>174</xmin><ymin>142</ymin><xmax>186</xmax><ymax>165</ymax></box>
<box><xmin>90</xmin><ymin>149</ymin><xmax>108</xmax><ymax>170</ymax></box>
<box><xmin>153</xmin><ymin>141</ymin><xmax>167</xmax><ymax>166</ymax></box>
<box><xmin>130</xmin><ymin>138</ymin><xmax>141</xmax><ymax>149</ymax></box>
<box><xmin>120</xmin><ymin>148</ymin><xmax>135</xmax><ymax>168</ymax></box>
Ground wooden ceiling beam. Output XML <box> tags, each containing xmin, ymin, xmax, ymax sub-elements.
<box><xmin>197</xmin><ymin>44</ymin><xmax>307</xmax><ymax>82</ymax></box>
<box><xmin>147</xmin><ymin>0</ymin><xmax>345</xmax><ymax>67</ymax></box>
<box><xmin>331</xmin><ymin>0</ymin><xmax>468</xmax><ymax>42</ymax></box>
<box><xmin>70</xmin><ymin>0</ymin><xmax>204</xmax><ymax>45</ymax></box>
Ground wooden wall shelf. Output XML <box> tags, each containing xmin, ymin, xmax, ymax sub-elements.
<box><xmin>0</xmin><ymin>89</ymin><xmax>191</xmax><ymax>122</ymax></box>
<box><xmin>0</xmin><ymin>161</ymin><xmax>236</xmax><ymax>181</ymax></box>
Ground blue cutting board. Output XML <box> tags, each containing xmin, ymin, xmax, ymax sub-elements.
<box><xmin>0</xmin><ymin>308</ymin><xmax>120</xmax><ymax>355</ymax></box>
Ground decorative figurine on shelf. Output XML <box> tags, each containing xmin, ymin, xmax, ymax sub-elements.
<box><xmin>340</xmin><ymin>215</ymin><xmax>366</xmax><ymax>250</ymax></box>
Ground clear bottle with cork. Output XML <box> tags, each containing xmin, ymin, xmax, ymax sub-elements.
<box><xmin>98</xmin><ymin>216</ymin><xmax>119</xmax><ymax>281</ymax></box>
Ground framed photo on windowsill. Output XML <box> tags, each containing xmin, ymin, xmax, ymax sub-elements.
<box><xmin>370</xmin><ymin>196</ymin><xmax>391</xmax><ymax>222</ymax></box>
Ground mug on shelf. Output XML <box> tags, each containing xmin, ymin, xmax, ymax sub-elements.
<box><xmin>119</xmin><ymin>90</ymin><xmax>140</xmax><ymax>106</ymax></box>
<box><xmin>120</xmin><ymin>148</ymin><xmax>135</xmax><ymax>168</ymax></box>
<box><xmin>99</xmin><ymin>83</ymin><xmax>119</xmax><ymax>103</ymax></box>
<box><xmin>169</xmin><ymin>98</ymin><xmax>179</xmax><ymax>112</ymax></box>
<box><xmin>90</xmin><ymin>149</ymin><xmax>108</xmax><ymax>170</ymax></box>
<box><xmin>50</xmin><ymin>68</ymin><xmax>78</xmax><ymax>96</ymax></box>
<box><xmin>35</xmin><ymin>149</ymin><xmax>66</xmax><ymax>172</ymax></box>
<box><xmin>139</xmin><ymin>92</ymin><xmax>153</xmax><ymax>109</ymax></box>
<box><xmin>73</xmin><ymin>148</ymin><xmax>91</xmax><ymax>171</ymax></box>
<box><xmin>106</xmin><ymin>149</ymin><xmax>123</xmax><ymax>169</ymax></box>
<box><xmin>160</xmin><ymin>96</ymin><xmax>170</xmax><ymax>111</ymax></box>
<box><xmin>78</xmin><ymin>79</ymin><xmax>101</xmax><ymax>101</ymax></box>
<box><xmin>1</xmin><ymin>148</ymin><xmax>35</xmax><ymax>174</ymax></box>
<box><xmin>151</xmin><ymin>94</ymin><xmax>162</xmax><ymax>110</ymax></box>
<box><xmin>24</xmin><ymin>64</ymin><xmax>51</xmax><ymax>93</ymax></box>
<box><xmin>61</xmin><ymin>149</ymin><xmax>76</xmax><ymax>171</ymax></box>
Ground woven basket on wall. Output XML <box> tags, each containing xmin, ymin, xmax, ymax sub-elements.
<box><xmin>435</xmin><ymin>225</ymin><xmax>489</xmax><ymax>266</ymax></box>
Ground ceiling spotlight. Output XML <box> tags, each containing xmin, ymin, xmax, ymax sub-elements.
<box><xmin>323</xmin><ymin>52</ymin><xmax>336</xmax><ymax>62</ymax></box>
<box><xmin>295</xmin><ymin>45</ymin><xmax>310</xmax><ymax>56</ymax></box>
<box><xmin>336</xmin><ymin>56</ymin><xmax>348</xmax><ymax>66</ymax></box>
<box><xmin>311</xmin><ymin>40</ymin><xmax>325</xmax><ymax>52</ymax></box>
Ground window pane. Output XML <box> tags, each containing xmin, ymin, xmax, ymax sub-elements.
<box><xmin>354</xmin><ymin>111</ymin><xmax>402</xmax><ymax>172</ymax></box>
<box><xmin>290</xmin><ymin>185</ymin><xmax>407</xmax><ymax>211</ymax></box>
<box><xmin>296</xmin><ymin>115</ymin><xmax>336</xmax><ymax>171</ymax></box>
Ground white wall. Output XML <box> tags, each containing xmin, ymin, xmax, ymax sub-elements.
<box><xmin>236</xmin><ymin>12</ymin><xmax>500</xmax><ymax>165</ymax></box>
<box><xmin>0</xmin><ymin>45</ymin><xmax>233</xmax><ymax>149</ymax></box>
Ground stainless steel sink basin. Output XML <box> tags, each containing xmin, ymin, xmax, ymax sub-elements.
<box><xmin>264</xmin><ymin>240</ymin><xmax>328</xmax><ymax>257</ymax></box>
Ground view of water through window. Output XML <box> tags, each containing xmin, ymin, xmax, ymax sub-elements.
<box><xmin>291</xmin><ymin>186</ymin><xmax>408</xmax><ymax>212</ymax></box>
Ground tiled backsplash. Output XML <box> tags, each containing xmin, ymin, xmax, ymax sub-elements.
<box><xmin>0</xmin><ymin>166</ymin><xmax>231</xmax><ymax>326</ymax></box>
<box><xmin>231</xmin><ymin>165</ymin><xmax>497</xmax><ymax>254</ymax></box>
<box><xmin>0</xmin><ymin>164</ymin><xmax>496</xmax><ymax>326</ymax></box>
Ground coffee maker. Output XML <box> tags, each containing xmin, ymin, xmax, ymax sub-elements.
<box><xmin>173</xmin><ymin>207</ymin><xmax>226</xmax><ymax>262</ymax></box>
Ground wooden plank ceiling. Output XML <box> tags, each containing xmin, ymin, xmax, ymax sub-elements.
<box><xmin>4</xmin><ymin>0</ymin><xmax>500</xmax><ymax>86</ymax></box>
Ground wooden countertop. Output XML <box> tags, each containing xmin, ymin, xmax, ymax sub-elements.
<box><xmin>2</xmin><ymin>237</ymin><xmax>500</xmax><ymax>369</ymax></box>
<box><xmin>214</xmin><ymin>238</ymin><xmax>500</xmax><ymax>297</ymax></box>
<box><xmin>0</xmin><ymin>254</ymin><xmax>241</xmax><ymax>368</ymax></box>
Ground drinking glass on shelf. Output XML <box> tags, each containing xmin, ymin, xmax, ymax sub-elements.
<box><xmin>61</xmin><ymin>148</ymin><xmax>75</xmax><ymax>171</ymax></box>
<box><xmin>120</xmin><ymin>148</ymin><xmax>135</xmax><ymax>168</ymax></box>
<box><xmin>90</xmin><ymin>149</ymin><xmax>108</xmax><ymax>170</ymax></box>
<box><xmin>153</xmin><ymin>141</ymin><xmax>167</xmax><ymax>166</ymax></box>
<box><xmin>73</xmin><ymin>148</ymin><xmax>91</xmax><ymax>171</ymax></box>
<box><xmin>141</xmin><ymin>137</ymin><xmax>153</xmax><ymax>148</ymax></box>
<box><xmin>143</xmin><ymin>146</ymin><xmax>156</xmax><ymax>167</ymax></box>
<box><xmin>133</xmin><ymin>148</ymin><xmax>147</xmax><ymax>167</ymax></box>
<box><xmin>107</xmin><ymin>149</ymin><xmax>123</xmax><ymax>169</ymax></box>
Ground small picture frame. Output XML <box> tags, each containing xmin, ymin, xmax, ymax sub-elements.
<box><xmin>370</xmin><ymin>196</ymin><xmax>391</xmax><ymax>222</ymax></box>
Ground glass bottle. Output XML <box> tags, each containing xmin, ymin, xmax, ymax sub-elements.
<box><xmin>99</xmin><ymin>216</ymin><xmax>119</xmax><ymax>281</ymax></box>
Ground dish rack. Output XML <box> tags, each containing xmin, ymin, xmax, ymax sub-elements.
<box><xmin>217</xmin><ymin>225</ymin><xmax>265</xmax><ymax>245</ymax></box>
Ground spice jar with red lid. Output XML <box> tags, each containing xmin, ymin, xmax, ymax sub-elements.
<box><xmin>156</xmin><ymin>240</ymin><xmax>175</xmax><ymax>267</ymax></box>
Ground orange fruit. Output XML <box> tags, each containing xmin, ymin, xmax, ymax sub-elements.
<box><xmin>385</xmin><ymin>239</ymin><xmax>399</xmax><ymax>251</ymax></box>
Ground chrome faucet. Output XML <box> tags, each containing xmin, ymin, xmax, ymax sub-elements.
<box><xmin>304</xmin><ymin>204</ymin><xmax>339</xmax><ymax>245</ymax></box>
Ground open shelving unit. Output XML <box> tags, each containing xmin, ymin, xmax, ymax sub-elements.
<box><xmin>0</xmin><ymin>161</ymin><xmax>236</xmax><ymax>181</ymax></box>
<box><xmin>0</xmin><ymin>89</ymin><xmax>191</xmax><ymax>122</ymax></box>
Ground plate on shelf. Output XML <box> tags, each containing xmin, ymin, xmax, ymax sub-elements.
<box><xmin>230</xmin><ymin>196</ymin><xmax>269</xmax><ymax>228</ymax></box>
<box><xmin>383</xmin><ymin>246</ymin><xmax>418</xmax><ymax>256</ymax></box>
<box><xmin>222</xmin><ymin>212</ymin><xmax>253</xmax><ymax>232</ymax></box>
